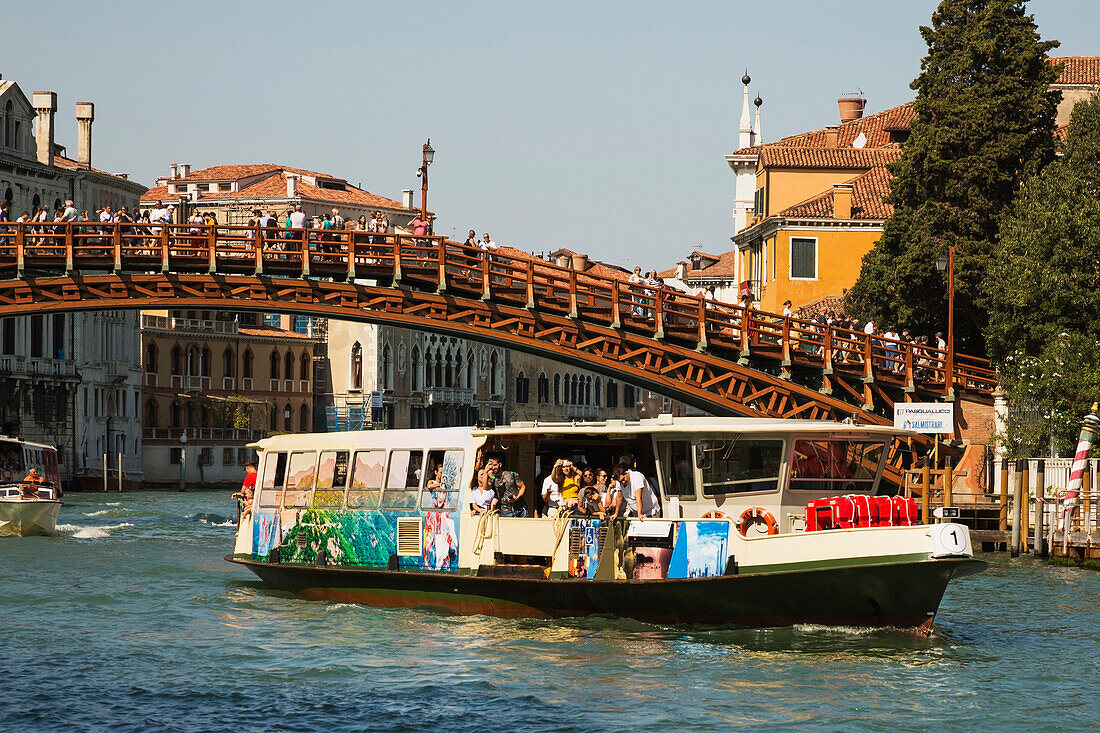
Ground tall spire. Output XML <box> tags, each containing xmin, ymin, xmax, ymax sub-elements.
<box><xmin>738</xmin><ymin>70</ymin><xmax>753</xmax><ymax>149</ymax></box>
<box><xmin>754</xmin><ymin>93</ymin><xmax>763</xmax><ymax>145</ymax></box>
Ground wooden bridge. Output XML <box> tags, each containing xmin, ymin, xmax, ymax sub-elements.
<box><xmin>0</xmin><ymin>222</ymin><xmax>996</xmax><ymax>482</ymax></box>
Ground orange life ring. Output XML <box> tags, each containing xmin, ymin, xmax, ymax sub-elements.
<box><xmin>737</xmin><ymin>507</ymin><xmax>779</xmax><ymax>537</ymax></box>
<box><xmin>700</xmin><ymin>510</ymin><xmax>729</xmax><ymax>520</ymax></box>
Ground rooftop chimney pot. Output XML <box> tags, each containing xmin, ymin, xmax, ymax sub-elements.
<box><xmin>179</xmin><ymin>163</ymin><xmax>191</xmax><ymax>178</ymax></box>
<box><xmin>286</xmin><ymin>173</ymin><xmax>298</xmax><ymax>198</ymax></box>
<box><xmin>32</xmin><ymin>91</ymin><xmax>57</xmax><ymax>167</ymax></box>
<box><xmin>402</xmin><ymin>189</ymin><xmax>414</xmax><ymax>209</ymax></box>
<box><xmin>838</xmin><ymin>97</ymin><xmax>866</xmax><ymax>124</ymax></box>
<box><xmin>832</xmin><ymin>183</ymin><xmax>854</xmax><ymax>220</ymax></box>
<box><xmin>170</xmin><ymin>163</ymin><xmax>179</xmax><ymax>179</ymax></box>
<box><xmin>824</xmin><ymin>125</ymin><xmax>840</xmax><ymax>148</ymax></box>
<box><xmin>75</xmin><ymin>102</ymin><xmax>94</xmax><ymax>170</ymax></box>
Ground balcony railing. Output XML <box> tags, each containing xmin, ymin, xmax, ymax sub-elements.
<box><xmin>141</xmin><ymin>314</ymin><xmax>239</xmax><ymax>334</ymax></box>
<box><xmin>421</xmin><ymin>387</ymin><xmax>475</xmax><ymax>405</ymax></box>
<box><xmin>143</xmin><ymin>426</ymin><xmax>266</xmax><ymax>442</ymax></box>
<box><xmin>0</xmin><ymin>356</ymin><xmax>77</xmax><ymax>377</ymax></box>
<box><xmin>170</xmin><ymin>375</ymin><xmax>211</xmax><ymax>391</ymax></box>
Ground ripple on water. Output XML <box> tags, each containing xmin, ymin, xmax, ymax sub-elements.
<box><xmin>2</xmin><ymin>491</ymin><xmax>1098</xmax><ymax>732</ymax></box>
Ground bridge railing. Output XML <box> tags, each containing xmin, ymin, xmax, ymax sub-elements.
<box><xmin>0</xmin><ymin>221</ymin><xmax>994</xmax><ymax>395</ymax></box>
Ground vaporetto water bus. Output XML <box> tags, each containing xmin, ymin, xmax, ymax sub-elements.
<box><xmin>227</xmin><ymin>416</ymin><xmax>986</xmax><ymax>632</ymax></box>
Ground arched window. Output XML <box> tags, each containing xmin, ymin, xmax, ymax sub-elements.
<box><xmin>411</xmin><ymin>346</ymin><xmax>422</xmax><ymax>391</ymax></box>
<box><xmin>515</xmin><ymin>371</ymin><xmax>529</xmax><ymax>404</ymax></box>
<box><xmin>284</xmin><ymin>352</ymin><xmax>294</xmax><ymax>382</ymax></box>
<box><xmin>351</xmin><ymin>342</ymin><xmax>363</xmax><ymax>390</ymax></box>
<box><xmin>283</xmin><ymin>404</ymin><xmax>292</xmax><ymax>432</ymax></box>
<box><xmin>570</xmin><ymin>375</ymin><xmax>579</xmax><ymax>405</ymax></box>
<box><xmin>186</xmin><ymin>346</ymin><xmax>198</xmax><ymax>376</ymax></box>
<box><xmin>606</xmin><ymin>380</ymin><xmax>619</xmax><ymax>409</ymax></box>
<box><xmin>382</xmin><ymin>345</ymin><xmax>393</xmax><ymax>390</ymax></box>
<box><xmin>200</xmin><ymin>405</ymin><xmax>211</xmax><ymax>428</ymax></box>
<box><xmin>200</xmin><ymin>347</ymin><xmax>211</xmax><ymax>377</ymax></box>
<box><xmin>465</xmin><ymin>354</ymin><xmax>476</xmax><ymax>389</ymax></box>
<box><xmin>595</xmin><ymin>377</ymin><xmax>602</xmax><ymax>407</ymax></box>
<box><xmin>170</xmin><ymin>401</ymin><xmax>182</xmax><ymax>428</ymax></box>
<box><xmin>223</xmin><ymin>347</ymin><xmax>235</xmax><ymax>378</ymax></box>
<box><xmin>145</xmin><ymin>343</ymin><xmax>158</xmax><ymax>373</ymax></box>
<box><xmin>300</xmin><ymin>353</ymin><xmax>310</xmax><ymax>385</ymax></box>
<box><xmin>242</xmin><ymin>349</ymin><xmax>254</xmax><ymax>378</ymax></box>
<box><xmin>145</xmin><ymin>399</ymin><xmax>159</xmax><ymax>427</ymax></box>
<box><xmin>424</xmin><ymin>350</ymin><xmax>433</xmax><ymax>388</ymax></box>
<box><xmin>444</xmin><ymin>350</ymin><xmax>454</xmax><ymax>388</ymax></box>
<box><xmin>537</xmin><ymin>372</ymin><xmax>549</xmax><ymax>404</ymax></box>
<box><xmin>584</xmin><ymin>376</ymin><xmax>592</xmax><ymax>405</ymax></box>
<box><xmin>170</xmin><ymin>346</ymin><xmax>182</xmax><ymax>376</ymax></box>
<box><xmin>624</xmin><ymin>384</ymin><xmax>636</xmax><ymax>408</ymax></box>
<box><xmin>270</xmin><ymin>351</ymin><xmax>280</xmax><ymax>380</ymax></box>
<box><xmin>554</xmin><ymin>373</ymin><xmax>561</xmax><ymax>405</ymax></box>
<box><xmin>300</xmin><ymin>404</ymin><xmax>310</xmax><ymax>431</ymax></box>
<box><xmin>489</xmin><ymin>352</ymin><xmax>500</xmax><ymax>395</ymax></box>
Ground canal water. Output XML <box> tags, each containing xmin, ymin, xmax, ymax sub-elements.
<box><xmin>2</xmin><ymin>492</ymin><xmax>1097</xmax><ymax>732</ymax></box>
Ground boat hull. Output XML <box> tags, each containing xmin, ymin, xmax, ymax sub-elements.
<box><xmin>227</xmin><ymin>555</ymin><xmax>986</xmax><ymax>631</ymax></box>
<box><xmin>0</xmin><ymin>499</ymin><xmax>61</xmax><ymax>537</ymax></box>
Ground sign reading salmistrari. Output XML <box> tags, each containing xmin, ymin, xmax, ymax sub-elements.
<box><xmin>894</xmin><ymin>402</ymin><xmax>954</xmax><ymax>434</ymax></box>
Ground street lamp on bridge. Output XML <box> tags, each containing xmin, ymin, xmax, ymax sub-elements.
<box><xmin>417</xmin><ymin>139</ymin><xmax>435</xmax><ymax>223</ymax></box>
<box><xmin>935</xmin><ymin>246</ymin><xmax>955</xmax><ymax>400</ymax></box>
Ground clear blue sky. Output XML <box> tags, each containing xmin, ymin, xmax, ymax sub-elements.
<box><xmin>4</xmin><ymin>0</ymin><xmax>1094</xmax><ymax>269</ymax></box>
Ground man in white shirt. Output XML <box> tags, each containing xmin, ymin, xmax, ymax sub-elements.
<box><xmin>541</xmin><ymin>472</ymin><xmax>561</xmax><ymax>516</ymax></box>
<box><xmin>615</xmin><ymin>463</ymin><xmax>659</xmax><ymax>518</ymax></box>
<box><xmin>288</xmin><ymin>205</ymin><xmax>307</xmax><ymax>229</ymax></box>
<box><xmin>99</xmin><ymin>205</ymin><xmax>113</xmax><ymax>224</ymax></box>
<box><xmin>481</xmin><ymin>232</ymin><xmax>498</xmax><ymax>250</ymax></box>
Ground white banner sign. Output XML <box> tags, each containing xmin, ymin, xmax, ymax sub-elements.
<box><xmin>893</xmin><ymin>402</ymin><xmax>954</xmax><ymax>434</ymax></box>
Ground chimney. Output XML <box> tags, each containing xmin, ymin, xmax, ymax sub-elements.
<box><xmin>832</xmin><ymin>183</ymin><xmax>853</xmax><ymax>220</ymax></box>
<box><xmin>75</xmin><ymin>102</ymin><xmax>94</xmax><ymax>170</ymax></box>
<box><xmin>170</xmin><ymin>163</ymin><xmax>179</xmax><ymax>179</ymax></box>
<box><xmin>33</xmin><ymin>92</ymin><xmax>57</xmax><ymax>167</ymax></box>
<box><xmin>838</xmin><ymin>97</ymin><xmax>866</xmax><ymax>124</ymax></box>
<box><xmin>286</xmin><ymin>173</ymin><xmax>297</xmax><ymax>198</ymax></box>
<box><xmin>675</xmin><ymin>262</ymin><xmax>687</xmax><ymax>280</ymax></box>
<box><xmin>179</xmin><ymin>163</ymin><xmax>191</xmax><ymax>178</ymax></box>
<box><xmin>824</xmin><ymin>125</ymin><xmax>840</xmax><ymax>148</ymax></box>
<box><xmin>402</xmin><ymin>189</ymin><xmax>414</xmax><ymax>209</ymax></box>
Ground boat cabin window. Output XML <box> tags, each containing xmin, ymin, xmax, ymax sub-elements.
<box><xmin>789</xmin><ymin>439</ymin><xmax>886</xmax><ymax>493</ymax></box>
<box><xmin>313</xmin><ymin>450</ymin><xmax>350</xmax><ymax>507</ymax></box>
<box><xmin>259</xmin><ymin>451</ymin><xmax>287</xmax><ymax>507</ymax></box>
<box><xmin>348</xmin><ymin>450</ymin><xmax>386</xmax><ymax>509</ymax></box>
<box><xmin>657</xmin><ymin>440</ymin><xmax>695</xmax><ymax>500</ymax></box>
<box><xmin>697</xmin><ymin>438</ymin><xmax>784</xmax><ymax>495</ymax></box>
<box><xmin>383</xmin><ymin>450</ymin><xmax>423</xmax><ymax>510</ymax></box>
<box><xmin>420</xmin><ymin>449</ymin><xmax>462</xmax><ymax>512</ymax></box>
<box><xmin>283</xmin><ymin>451</ymin><xmax>317</xmax><ymax>508</ymax></box>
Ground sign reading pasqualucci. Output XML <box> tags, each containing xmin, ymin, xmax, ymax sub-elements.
<box><xmin>893</xmin><ymin>402</ymin><xmax>954</xmax><ymax>434</ymax></box>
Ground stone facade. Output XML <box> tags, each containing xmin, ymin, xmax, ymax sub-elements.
<box><xmin>140</xmin><ymin>310</ymin><xmax>317</xmax><ymax>487</ymax></box>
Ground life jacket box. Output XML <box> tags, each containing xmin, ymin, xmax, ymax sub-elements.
<box><xmin>870</xmin><ymin>496</ymin><xmax>896</xmax><ymax>526</ymax></box>
<box><xmin>890</xmin><ymin>496</ymin><xmax>920</xmax><ymax>526</ymax></box>
<box><xmin>845</xmin><ymin>495</ymin><xmax>875</xmax><ymax>528</ymax></box>
<box><xmin>805</xmin><ymin>497</ymin><xmax>856</xmax><ymax>531</ymax></box>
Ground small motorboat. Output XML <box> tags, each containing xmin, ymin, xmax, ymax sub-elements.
<box><xmin>0</xmin><ymin>482</ymin><xmax>61</xmax><ymax>536</ymax></box>
<box><xmin>72</xmin><ymin>467</ymin><xmax>140</xmax><ymax>492</ymax></box>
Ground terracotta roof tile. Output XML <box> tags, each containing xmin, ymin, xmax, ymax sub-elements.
<box><xmin>758</xmin><ymin>146</ymin><xmax>901</xmax><ymax>169</ymax></box>
<box><xmin>142</xmin><ymin>172</ymin><xmax>410</xmax><ymax>211</ymax></box>
<box><xmin>776</xmin><ymin>167</ymin><xmax>893</xmax><ymax>220</ymax></box>
<box><xmin>730</xmin><ymin>102</ymin><xmax>915</xmax><ymax>157</ymax></box>
<box><xmin>1051</xmin><ymin>56</ymin><xmax>1100</xmax><ymax>85</ymax></box>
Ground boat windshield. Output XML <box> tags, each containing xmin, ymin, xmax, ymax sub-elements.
<box><xmin>788</xmin><ymin>439</ymin><xmax>886</xmax><ymax>493</ymax></box>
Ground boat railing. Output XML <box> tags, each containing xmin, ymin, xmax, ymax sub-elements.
<box><xmin>0</xmin><ymin>482</ymin><xmax>57</xmax><ymax>500</ymax></box>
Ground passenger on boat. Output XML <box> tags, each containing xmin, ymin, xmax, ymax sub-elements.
<box><xmin>233</xmin><ymin>462</ymin><xmax>257</xmax><ymax>517</ymax></box>
<box><xmin>486</xmin><ymin>457</ymin><xmax>528</xmax><ymax>518</ymax></box>
<box><xmin>615</xmin><ymin>464</ymin><xmax>660</xmax><ymax>518</ymax></box>
<box><xmin>599</xmin><ymin>470</ymin><xmax>625</xmax><ymax>520</ymax></box>
<box><xmin>23</xmin><ymin>468</ymin><xmax>43</xmax><ymax>483</ymax></box>
<box><xmin>541</xmin><ymin>469</ymin><xmax>562</xmax><ymax>516</ymax></box>
<box><xmin>551</xmin><ymin>460</ymin><xmax>582</xmax><ymax>510</ymax></box>
<box><xmin>469</xmin><ymin>469</ymin><xmax>498</xmax><ymax>515</ymax></box>
<box><xmin>576</xmin><ymin>484</ymin><xmax>604</xmax><ymax>517</ymax></box>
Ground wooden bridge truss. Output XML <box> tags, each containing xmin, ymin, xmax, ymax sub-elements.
<box><xmin>0</xmin><ymin>223</ymin><xmax>997</xmax><ymax>484</ymax></box>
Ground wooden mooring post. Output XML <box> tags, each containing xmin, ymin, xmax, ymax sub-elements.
<box><xmin>1011</xmin><ymin>459</ymin><xmax>1024</xmax><ymax>558</ymax></box>
<box><xmin>1034</xmin><ymin>461</ymin><xmax>1046</xmax><ymax>558</ymax></box>
<box><xmin>1020</xmin><ymin>460</ymin><xmax>1030</xmax><ymax>554</ymax></box>
<box><xmin>921</xmin><ymin>461</ymin><xmax>931</xmax><ymax>525</ymax></box>
<box><xmin>999</xmin><ymin>459</ymin><xmax>1009</xmax><ymax>532</ymax></box>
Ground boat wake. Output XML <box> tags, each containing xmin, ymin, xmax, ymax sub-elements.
<box><xmin>55</xmin><ymin>522</ymin><xmax>133</xmax><ymax>539</ymax></box>
<box><xmin>190</xmin><ymin>513</ymin><xmax>236</xmax><ymax>527</ymax></box>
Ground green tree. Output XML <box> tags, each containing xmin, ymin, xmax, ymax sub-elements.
<box><xmin>996</xmin><ymin>334</ymin><xmax>1100</xmax><ymax>457</ymax></box>
<box><xmin>845</xmin><ymin>0</ymin><xmax>1060</xmax><ymax>354</ymax></box>
<box><xmin>987</xmin><ymin>95</ymin><xmax>1100</xmax><ymax>360</ymax></box>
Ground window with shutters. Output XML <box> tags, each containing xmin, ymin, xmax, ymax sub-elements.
<box><xmin>790</xmin><ymin>237</ymin><xmax>817</xmax><ymax>280</ymax></box>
